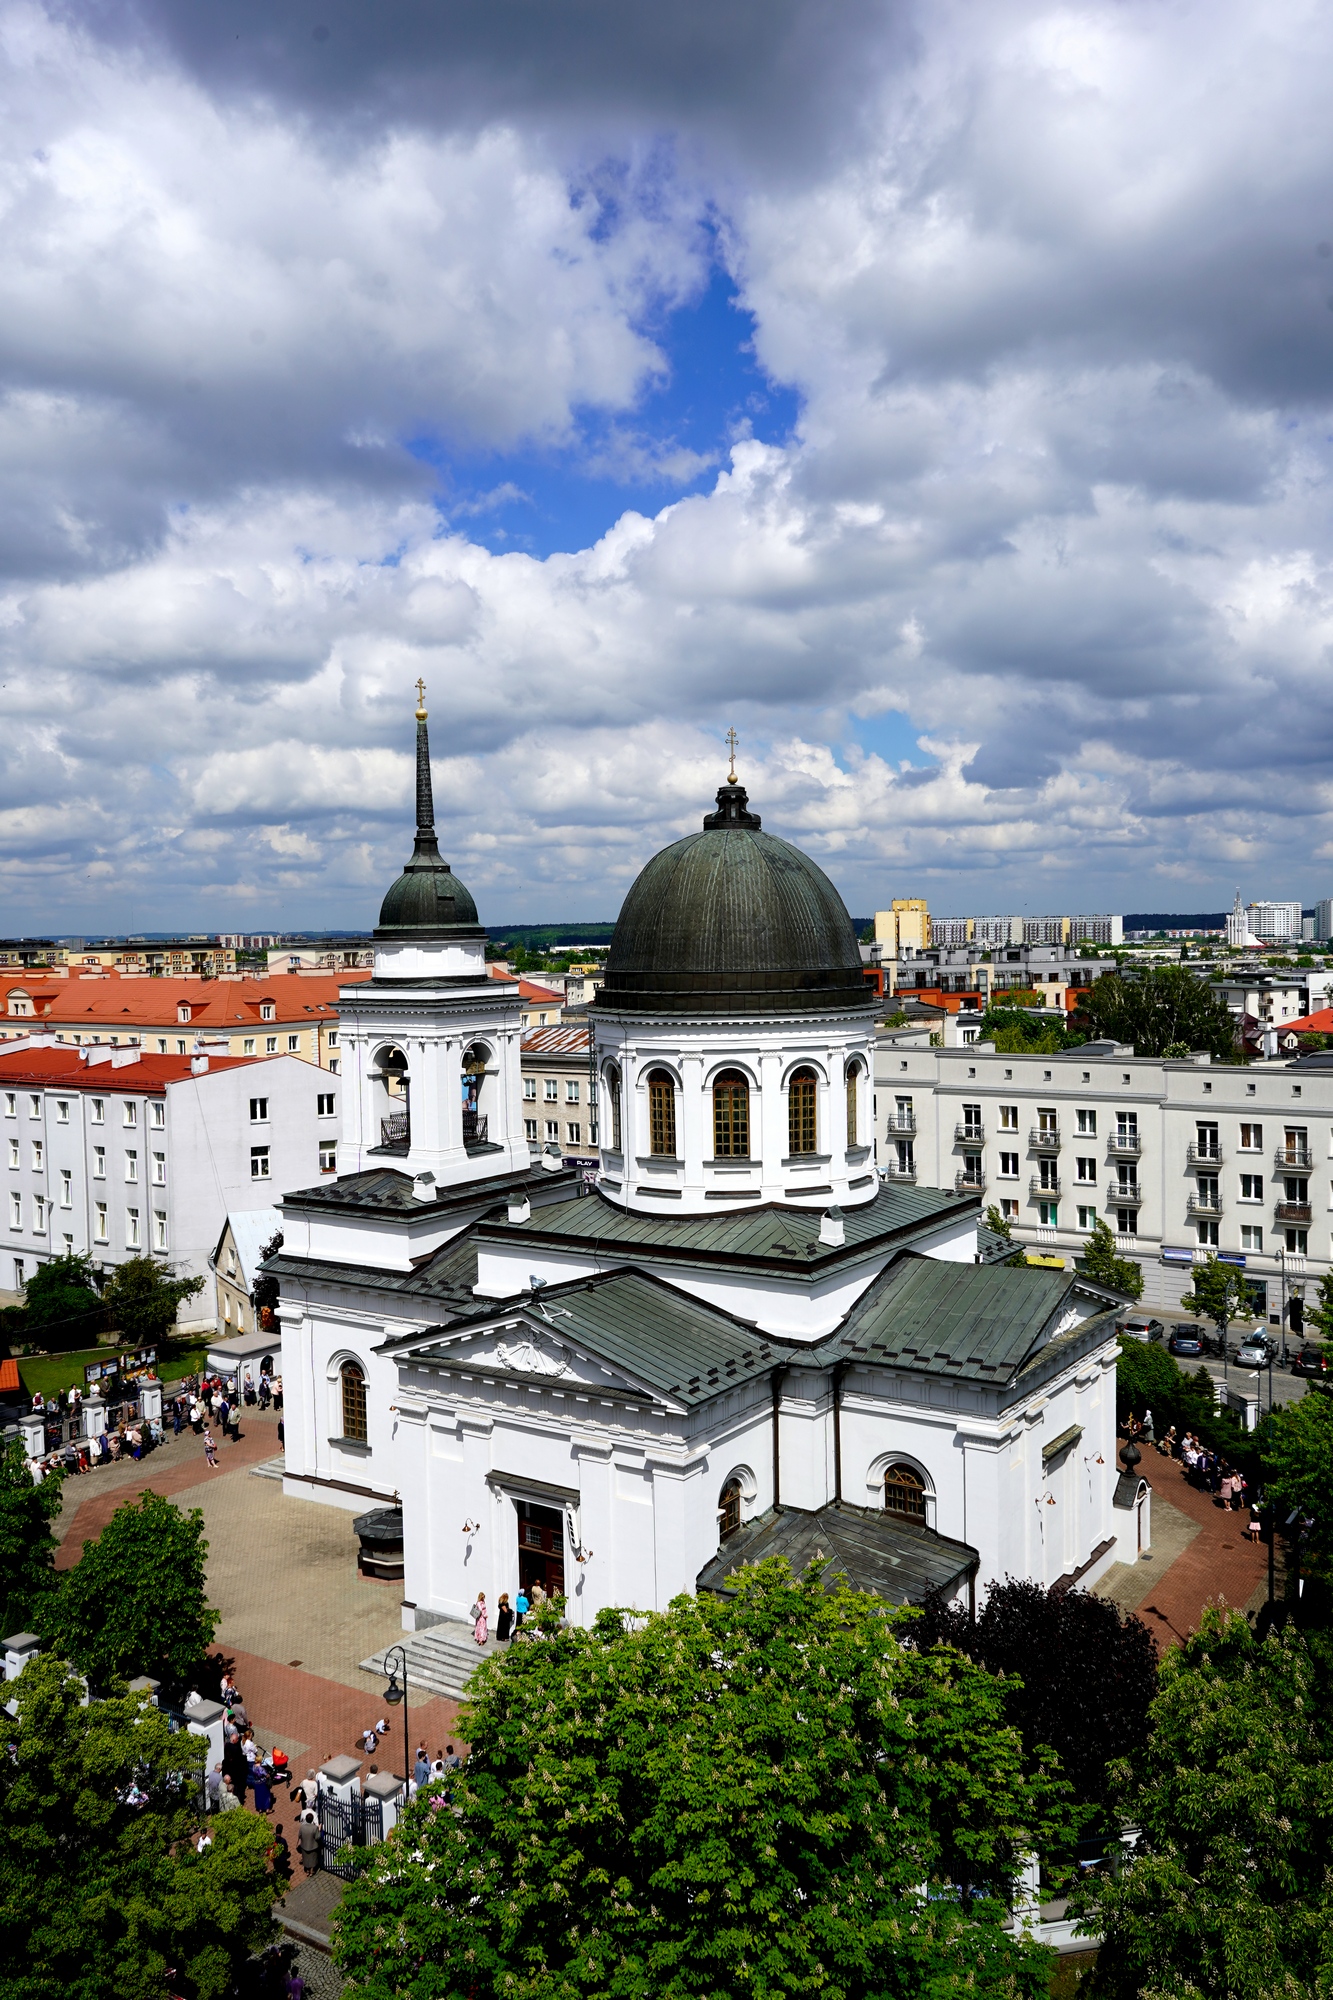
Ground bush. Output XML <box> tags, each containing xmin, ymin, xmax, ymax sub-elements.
<box><xmin>21</xmin><ymin>1255</ymin><xmax>104</xmax><ymax>1354</ymax></box>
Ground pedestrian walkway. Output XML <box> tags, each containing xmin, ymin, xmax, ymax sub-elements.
<box><xmin>1095</xmin><ymin>1442</ymin><xmax>1269</xmax><ymax>1648</ymax></box>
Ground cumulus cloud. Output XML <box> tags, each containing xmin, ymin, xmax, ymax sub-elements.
<box><xmin>5</xmin><ymin>0</ymin><xmax>1333</xmax><ymax>929</ymax></box>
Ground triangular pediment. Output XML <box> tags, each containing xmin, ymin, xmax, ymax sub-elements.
<box><xmin>401</xmin><ymin>1311</ymin><xmax>661</xmax><ymax>1402</ymax></box>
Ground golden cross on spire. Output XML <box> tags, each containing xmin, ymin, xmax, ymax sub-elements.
<box><xmin>415</xmin><ymin>676</ymin><xmax>427</xmax><ymax>721</ymax></box>
<box><xmin>725</xmin><ymin>726</ymin><xmax>739</xmax><ymax>783</ymax></box>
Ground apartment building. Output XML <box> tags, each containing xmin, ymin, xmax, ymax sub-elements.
<box><xmin>0</xmin><ymin>969</ymin><xmax>366</xmax><ymax>1068</ymax></box>
<box><xmin>874</xmin><ymin>1037</ymin><xmax>1333</xmax><ymax>1315</ymax></box>
<box><xmin>0</xmin><ymin>1045</ymin><xmax>338</xmax><ymax>1322</ymax></box>
<box><xmin>883</xmin><ymin>944</ymin><xmax>1118</xmax><ymax>1011</ymax></box>
<box><xmin>519</xmin><ymin>1025</ymin><xmax>598</xmax><ymax>1164</ymax></box>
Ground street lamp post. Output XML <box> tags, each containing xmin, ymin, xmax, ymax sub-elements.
<box><xmin>381</xmin><ymin>1644</ymin><xmax>410</xmax><ymax>1787</ymax></box>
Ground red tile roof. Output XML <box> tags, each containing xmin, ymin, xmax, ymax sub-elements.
<box><xmin>1278</xmin><ymin>1007</ymin><xmax>1333</xmax><ymax>1035</ymax></box>
<box><xmin>0</xmin><ymin>1047</ymin><xmax>256</xmax><ymax>1094</ymax></box>
<box><xmin>0</xmin><ymin>968</ymin><xmax>368</xmax><ymax>1030</ymax></box>
<box><xmin>0</xmin><ymin>1358</ymin><xmax>19</xmax><ymax>1394</ymax></box>
<box><xmin>522</xmin><ymin>1025</ymin><xmax>590</xmax><ymax>1055</ymax></box>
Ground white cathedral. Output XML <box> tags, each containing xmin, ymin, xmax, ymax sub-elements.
<box><xmin>272</xmin><ymin>699</ymin><xmax>1143</xmax><ymax>1634</ymax></box>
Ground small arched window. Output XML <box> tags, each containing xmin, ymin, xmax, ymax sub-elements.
<box><xmin>605</xmin><ymin>1064</ymin><xmax>622</xmax><ymax>1152</ymax></box>
<box><xmin>788</xmin><ymin>1067</ymin><xmax>818</xmax><ymax>1156</ymax></box>
<box><xmin>718</xmin><ymin>1478</ymin><xmax>743</xmax><ymax>1538</ymax></box>
<box><xmin>341</xmin><ymin>1361</ymin><xmax>367</xmax><ymax>1443</ymax></box>
<box><xmin>845</xmin><ymin>1061</ymin><xmax>861</xmax><ymax>1148</ymax></box>
<box><xmin>713</xmin><ymin>1071</ymin><xmax>750</xmax><ymax>1158</ymax></box>
<box><xmin>884</xmin><ymin>1462</ymin><xmax>926</xmax><ymax>1521</ymax></box>
<box><xmin>647</xmin><ymin>1069</ymin><xmax>677</xmax><ymax>1157</ymax></box>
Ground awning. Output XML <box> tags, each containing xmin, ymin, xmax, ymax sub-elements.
<box><xmin>1042</xmin><ymin>1424</ymin><xmax>1083</xmax><ymax>1465</ymax></box>
<box><xmin>0</xmin><ymin>1357</ymin><xmax>20</xmax><ymax>1395</ymax></box>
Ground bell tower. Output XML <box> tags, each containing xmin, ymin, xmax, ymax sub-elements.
<box><xmin>336</xmin><ymin>688</ymin><xmax>528</xmax><ymax>1190</ymax></box>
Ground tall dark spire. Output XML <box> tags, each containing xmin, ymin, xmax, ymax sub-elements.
<box><xmin>413</xmin><ymin>681</ymin><xmax>440</xmax><ymax>860</ymax></box>
<box><xmin>374</xmin><ymin>680</ymin><xmax>484</xmax><ymax>938</ymax></box>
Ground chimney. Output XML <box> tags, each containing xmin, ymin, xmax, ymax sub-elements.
<box><xmin>190</xmin><ymin>1054</ymin><xmax>209</xmax><ymax>1075</ymax></box>
<box><xmin>412</xmin><ymin>1171</ymin><xmax>436</xmax><ymax>1203</ymax></box>
<box><xmin>819</xmin><ymin>1206</ymin><xmax>845</xmax><ymax>1248</ymax></box>
<box><xmin>507</xmin><ymin>1191</ymin><xmax>531</xmax><ymax>1224</ymax></box>
<box><xmin>540</xmin><ymin>1144</ymin><xmax>563</xmax><ymax>1174</ymax></box>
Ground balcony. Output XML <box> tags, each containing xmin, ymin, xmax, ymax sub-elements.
<box><xmin>380</xmin><ymin>1112</ymin><xmax>409</xmax><ymax>1150</ymax></box>
<box><xmin>1186</xmin><ymin>1142</ymin><xmax>1223</xmax><ymax>1167</ymax></box>
<box><xmin>1274</xmin><ymin>1147</ymin><xmax>1313</xmax><ymax>1171</ymax></box>
<box><xmin>1107</xmin><ymin>1183</ymin><xmax>1143</xmax><ymax>1207</ymax></box>
<box><xmin>884</xmin><ymin>1160</ymin><xmax>917</xmax><ymax>1183</ymax></box>
<box><xmin>1186</xmin><ymin>1192</ymin><xmax>1222</xmax><ymax>1217</ymax></box>
<box><xmin>954</xmin><ymin>1122</ymin><xmax>985</xmax><ymax>1145</ymax></box>
<box><xmin>955</xmin><ymin>1170</ymin><xmax>986</xmax><ymax>1195</ymax></box>
<box><xmin>1275</xmin><ymin>1201</ymin><xmax>1312</xmax><ymax>1224</ymax></box>
<box><xmin>463</xmin><ymin>1110</ymin><xmax>489</xmax><ymax>1148</ymax></box>
<box><xmin>1029</xmin><ymin>1127</ymin><xmax>1061</xmax><ymax>1151</ymax></box>
<box><xmin>1030</xmin><ymin>1176</ymin><xmax>1061</xmax><ymax>1199</ymax></box>
<box><xmin>885</xmin><ymin>1113</ymin><xmax>916</xmax><ymax>1136</ymax></box>
<box><xmin>1107</xmin><ymin>1132</ymin><xmax>1142</xmax><ymax>1158</ymax></box>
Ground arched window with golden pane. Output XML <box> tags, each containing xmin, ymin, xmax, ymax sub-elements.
<box><xmin>787</xmin><ymin>1066</ymin><xmax>818</xmax><ymax>1156</ymax></box>
<box><xmin>647</xmin><ymin>1068</ymin><xmax>677</xmax><ymax>1157</ymax></box>
<box><xmin>712</xmin><ymin>1070</ymin><xmax>750</xmax><ymax>1158</ymax></box>
<box><xmin>340</xmin><ymin>1360</ymin><xmax>367</xmax><ymax>1443</ymax></box>
<box><xmin>718</xmin><ymin>1478</ymin><xmax>743</xmax><ymax>1539</ymax></box>
<box><xmin>883</xmin><ymin>1461</ymin><xmax>927</xmax><ymax>1522</ymax></box>
<box><xmin>845</xmin><ymin>1059</ymin><xmax>862</xmax><ymax>1149</ymax></box>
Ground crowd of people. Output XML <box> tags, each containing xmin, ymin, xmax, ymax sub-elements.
<box><xmin>1123</xmin><ymin>1406</ymin><xmax>1264</xmax><ymax>1542</ymax></box>
<box><xmin>25</xmin><ymin>1366</ymin><xmax>284</xmax><ymax>1483</ymax></box>
<box><xmin>468</xmin><ymin>1578</ymin><xmax>551</xmax><ymax>1645</ymax></box>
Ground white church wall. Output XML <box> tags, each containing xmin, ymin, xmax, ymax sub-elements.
<box><xmin>278</xmin><ymin>1294</ymin><xmax>404</xmax><ymax>1510</ymax></box>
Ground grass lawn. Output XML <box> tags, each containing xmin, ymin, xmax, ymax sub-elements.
<box><xmin>18</xmin><ymin>1342</ymin><xmax>210</xmax><ymax>1402</ymax></box>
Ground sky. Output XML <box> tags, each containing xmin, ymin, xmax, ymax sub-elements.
<box><xmin>4</xmin><ymin>0</ymin><xmax>1333</xmax><ymax>934</ymax></box>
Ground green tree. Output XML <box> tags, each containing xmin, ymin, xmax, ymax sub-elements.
<box><xmin>1181</xmin><ymin>1253</ymin><xmax>1248</xmax><ymax>1351</ymax></box>
<box><xmin>1080</xmin><ymin>1217</ymin><xmax>1144</xmax><ymax>1300</ymax></box>
<box><xmin>1307</xmin><ymin>1268</ymin><xmax>1333</xmax><ymax>1342</ymax></box>
<box><xmin>22</xmin><ymin>1253</ymin><xmax>104</xmax><ymax>1353</ymax></box>
<box><xmin>976</xmin><ymin>1005</ymin><xmax>1084</xmax><ymax>1055</ymax></box>
<box><xmin>1263</xmin><ymin>1384</ymin><xmax>1333</xmax><ymax>1583</ymax></box>
<box><xmin>43</xmin><ymin>1490</ymin><xmax>218</xmax><ymax>1689</ymax></box>
<box><xmin>0</xmin><ymin>1655</ymin><xmax>275</xmax><ymax>2000</ymax></box>
<box><xmin>0</xmin><ymin>1440</ymin><xmax>62</xmax><ymax>1634</ymax></box>
<box><xmin>100</xmin><ymin>1256</ymin><xmax>204</xmax><ymax>1347</ymax></box>
<box><xmin>335</xmin><ymin>1562</ymin><xmax>1078</xmax><ymax>2000</ymax></box>
<box><xmin>1073</xmin><ymin>1607</ymin><xmax>1333</xmax><ymax>2000</ymax></box>
<box><xmin>984</xmin><ymin>1204</ymin><xmax>1027</xmax><ymax>1268</ymax></box>
<box><xmin>1081</xmin><ymin>966</ymin><xmax>1240</xmax><ymax>1060</ymax></box>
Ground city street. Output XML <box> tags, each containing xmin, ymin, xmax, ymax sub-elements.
<box><xmin>1132</xmin><ymin>1304</ymin><xmax>1313</xmax><ymax>1411</ymax></box>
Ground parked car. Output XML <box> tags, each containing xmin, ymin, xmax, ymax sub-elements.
<box><xmin>1168</xmin><ymin>1324</ymin><xmax>1205</xmax><ymax>1358</ymax></box>
<box><xmin>1117</xmin><ymin>1313</ymin><xmax>1165</xmax><ymax>1344</ymax></box>
<box><xmin>1235</xmin><ymin>1332</ymin><xmax>1279</xmax><ymax>1369</ymax></box>
<box><xmin>1291</xmin><ymin>1343</ymin><xmax>1330</xmax><ymax>1377</ymax></box>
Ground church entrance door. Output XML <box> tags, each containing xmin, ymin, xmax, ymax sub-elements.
<box><xmin>516</xmin><ymin>1500</ymin><xmax>565</xmax><ymax>1599</ymax></box>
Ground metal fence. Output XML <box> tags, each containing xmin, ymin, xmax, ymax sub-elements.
<box><xmin>318</xmin><ymin>1788</ymin><xmax>387</xmax><ymax>1877</ymax></box>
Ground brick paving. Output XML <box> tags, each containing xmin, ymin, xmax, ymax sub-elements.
<box><xmin>49</xmin><ymin>1406</ymin><xmax>465</xmax><ymax>1782</ymax></box>
<box><xmin>1102</xmin><ymin>1442</ymin><xmax>1270</xmax><ymax>1651</ymax></box>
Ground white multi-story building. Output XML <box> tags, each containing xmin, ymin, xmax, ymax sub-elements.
<box><xmin>0</xmin><ymin>1044</ymin><xmax>337</xmax><ymax>1325</ymax></box>
<box><xmin>1247</xmin><ymin>900</ymin><xmax>1303</xmax><ymax>943</ymax></box>
<box><xmin>875</xmin><ymin>1036</ymin><xmax>1333</xmax><ymax>1315</ymax></box>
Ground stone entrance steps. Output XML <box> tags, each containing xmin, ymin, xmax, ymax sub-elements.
<box><xmin>359</xmin><ymin>1622</ymin><xmax>501</xmax><ymax>1704</ymax></box>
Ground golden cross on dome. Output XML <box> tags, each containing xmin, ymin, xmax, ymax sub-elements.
<box><xmin>415</xmin><ymin>676</ymin><xmax>427</xmax><ymax>720</ymax></box>
<box><xmin>725</xmin><ymin>726</ymin><xmax>739</xmax><ymax>783</ymax></box>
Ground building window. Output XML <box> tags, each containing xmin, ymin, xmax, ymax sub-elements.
<box><xmin>260</xmin><ymin>1002</ymin><xmax>275</xmax><ymax>1021</ymax></box>
<box><xmin>153</xmin><ymin>1210</ymin><xmax>167</xmax><ymax>1250</ymax></box>
<box><xmin>1116</xmin><ymin>1209</ymin><xmax>1138</xmax><ymax>1236</ymax></box>
<box><xmin>341</xmin><ymin>1361</ymin><xmax>367</xmax><ymax>1442</ymax></box>
<box><xmin>317</xmin><ymin>1092</ymin><xmax>335</xmax><ymax>1117</ymax></box>
<box><xmin>713</xmin><ymin>1071</ymin><xmax>750</xmax><ymax>1159</ymax></box>
<box><xmin>125</xmin><ymin>1151</ymin><xmax>138</xmax><ymax>1183</ymax></box>
<box><xmin>524</xmin><ymin>1118</ymin><xmax>538</xmax><ymax>1142</ymax></box>
<box><xmin>543</xmin><ymin>1078</ymin><xmax>558</xmax><ymax>1102</ymax></box>
<box><xmin>319</xmin><ymin>1140</ymin><xmax>337</xmax><ymax>1173</ymax></box>
<box><xmin>123</xmin><ymin>1102</ymin><xmax>137</xmax><ymax>1127</ymax></box>
<box><xmin>2</xmin><ymin>1094</ymin><xmax>12</xmax><ymax>1117</ymax></box>
<box><xmin>126</xmin><ymin>1207</ymin><xmax>141</xmax><ymax>1247</ymax></box>
<box><xmin>30</xmin><ymin>1140</ymin><xmax>42</xmax><ymax>1171</ymax></box>
<box><xmin>589</xmin><ymin>1119</ymin><xmax>599</xmax><ymax>1145</ymax></box>
<box><xmin>93</xmin><ymin>1146</ymin><xmax>105</xmax><ymax>1179</ymax></box>
<box><xmin>647</xmin><ymin>1070</ymin><xmax>677</xmax><ymax>1157</ymax></box>
<box><xmin>251</xmin><ymin>1147</ymin><xmax>270</xmax><ymax>1179</ymax></box>
<box><xmin>545</xmin><ymin>1121</ymin><xmax>559</xmax><ymax>1143</ymax></box>
<box><xmin>32</xmin><ymin>1196</ymin><xmax>46</xmax><ymax>1235</ymax></box>
<box><xmin>157</xmin><ymin>1039</ymin><xmax>167</xmax><ymax>1054</ymax></box>
<box><xmin>151</xmin><ymin>1151</ymin><xmax>165</xmax><ymax>1184</ymax></box>
<box><xmin>250</xmin><ymin>1097</ymin><xmax>268</xmax><ymax>1122</ymax></box>
<box><xmin>523</xmin><ymin>1078</ymin><xmax>537</xmax><ymax>1100</ymax></box>
<box><xmin>1076</xmin><ymin>1108</ymin><xmax>1097</xmax><ymax>1135</ymax></box>
<box><xmin>1075</xmin><ymin>1158</ymin><xmax>1096</xmax><ymax>1184</ymax></box>
<box><xmin>998</xmin><ymin>1104</ymin><xmax>1018</xmax><ymax>1130</ymax></box>
<box><xmin>718</xmin><ymin>1479</ymin><xmax>743</xmax><ymax>1538</ymax></box>
<box><xmin>884</xmin><ymin>1462</ymin><xmax>927</xmax><ymax>1521</ymax></box>
<box><xmin>1240</xmin><ymin>1174</ymin><xmax>1262</xmax><ymax>1201</ymax></box>
<box><xmin>327</xmin><ymin>1031</ymin><xmax>339</xmax><ymax>1049</ymax></box>
<box><xmin>90</xmin><ymin>1098</ymin><xmax>104</xmax><ymax>1123</ymax></box>
<box><xmin>566</xmin><ymin>1122</ymin><xmax>581</xmax><ymax>1146</ymax></box>
<box><xmin>588</xmin><ymin>1080</ymin><xmax>599</xmax><ymax>1108</ymax></box>
<box><xmin>1196</xmin><ymin>1220</ymin><xmax>1219</xmax><ymax>1246</ymax></box>
<box><xmin>28</xmin><ymin>1095</ymin><xmax>39</xmax><ymax>1119</ymax></box>
<box><xmin>606</xmin><ymin>1064</ymin><xmax>623</xmax><ymax>1152</ymax></box>
<box><xmin>60</xmin><ymin>1171</ymin><xmax>72</xmax><ymax>1207</ymax></box>
<box><xmin>243</xmin><ymin>1038</ymin><xmax>255</xmax><ymax>1055</ymax></box>
<box><xmin>1000</xmin><ymin>1197</ymin><xmax>1018</xmax><ymax>1221</ymax></box>
<box><xmin>94</xmin><ymin>1202</ymin><xmax>108</xmax><ymax>1243</ymax></box>
<box><xmin>8</xmin><ymin>1192</ymin><xmax>20</xmax><ymax>1229</ymax></box>
<box><xmin>150</xmin><ymin>1101</ymin><xmax>164</xmax><ymax>1128</ymax></box>
<box><xmin>1287</xmin><ymin>1228</ymin><xmax>1309</xmax><ymax>1254</ymax></box>
<box><xmin>788</xmin><ymin>1068</ymin><xmax>818</xmax><ymax>1155</ymax></box>
<box><xmin>1077</xmin><ymin>1205</ymin><xmax>1096</xmax><ymax>1230</ymax></box>
<box><xmin>176</xmin><ymin>1040</ymin><xmax>187</xmax><ymax>1056</ymax></box>
<box><xmin>845</xmin><ymin>1063</ymin><xmax>860</xmax><ymax>1147</ymax></box>
<box><xmin>55</xmin><ymin>1099</ymin><xmax>68</xmax><ymax>1124</ymax></box>
<box><xmin>328</xmin><ymin>1060</ymin><xmax>338</xmax><ymax>1075</ymax></box>
<box><xmin>1241</xmin><ymin>1226</ymin><xmax>1264</xmax><ymax>1251</ymax></box>
<box><xmin>999</xmin><ymin>1152</ymin><xmax>1018</xmax><ymax>1179</ymax></box>
<box><xmin>6</xmin><ymin>1139</ymin><xmax>15</xmax><ymax>1168</ymax></box>
<box><xmin>265</xmin><ymin>1037</ymin><xmax>277</xmax><ymax>1055</ymax></box>
<box><xmin>566</xmin><ymin>1080</ymin><xmax>580</xmax><ymax>1104</ymax></box>
<box><xmin>1240</xmin><ymin>1123</ymin><xmax>1262</xmax><ymax>1150</ymax></box>
<box><xmin>1039</xmin><ymin>1201</ymin><xmax>1058</xmax><ymax>1227</ymax></box>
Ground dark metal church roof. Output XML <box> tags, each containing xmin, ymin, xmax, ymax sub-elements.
<box><xmin>696</xmin><ymin>1502</ymin><xmax>978</xmax><ymax>1607</ymax></box>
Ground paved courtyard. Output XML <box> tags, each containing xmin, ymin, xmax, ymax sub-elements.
<box><xmin>54</xmin><ymin>1407</ymin><xmax>467</xmax><ymax>1773</ymax></box>
<box><xmin>1094</xmin><ymin>1441</ymin><xmax>1271</xmax><ymax>1645</ymax></box>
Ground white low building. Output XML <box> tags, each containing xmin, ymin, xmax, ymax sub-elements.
<box><xmin>271</xmin><ymin>704</ymin><xmax>1131</xmax><ymax>1631</ymax></box>
<box><xmin>0</xmin><ymin>1045</ymin><xmax>338</xmax><ymax>1326</ymax></box>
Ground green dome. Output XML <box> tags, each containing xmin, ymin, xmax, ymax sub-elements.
<box><xmin>595</xmin><ymin>783</ymin><xmax>870</xmax><ymax>1017</ymax></box>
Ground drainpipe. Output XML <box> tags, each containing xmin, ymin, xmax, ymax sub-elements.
<box><xmin>771</xmin><ymin>1364</ymin><xmax>789</xmax><ymax>1509</ymax></box>
<box><xmin>831</xmin><ymin>1359</ymin><xmax>851</xmax><ymax>1507</ymax></box>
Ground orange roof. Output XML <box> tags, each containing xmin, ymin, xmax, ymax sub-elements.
<box><xmin>0</xmin><ymin>968</ymin><xmax>368</xmax><ymax>1031</ymax></box>
<box><xmin>0</xmin><ymin>1358</ymin><xmax>19</xmax><ymax>1394</ymax></box>
<box><xmin>523</xmin><ymin>1024</ymin><xmax>590</xmax><ymax>1054</ymax></box>
<box><xmin>1279</xmin><ymin>1007</ymin><xmax>1333</xmax><ymax>1034</ymax></box>
<box><xmin>0</xmin><ymin>1047</ymin><xmax>256</xmax><ymax>1094</ymax></box>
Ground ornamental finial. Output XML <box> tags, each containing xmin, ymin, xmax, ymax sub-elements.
<box><xmin>415</xmin><ymin>676</ymin><xmax>427</xmax><ymax>722</ymax></box>
<box><xmin>725</xmin><ymin>725</ymin><xmax>738</xmax><ymax>783</ymax></box>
